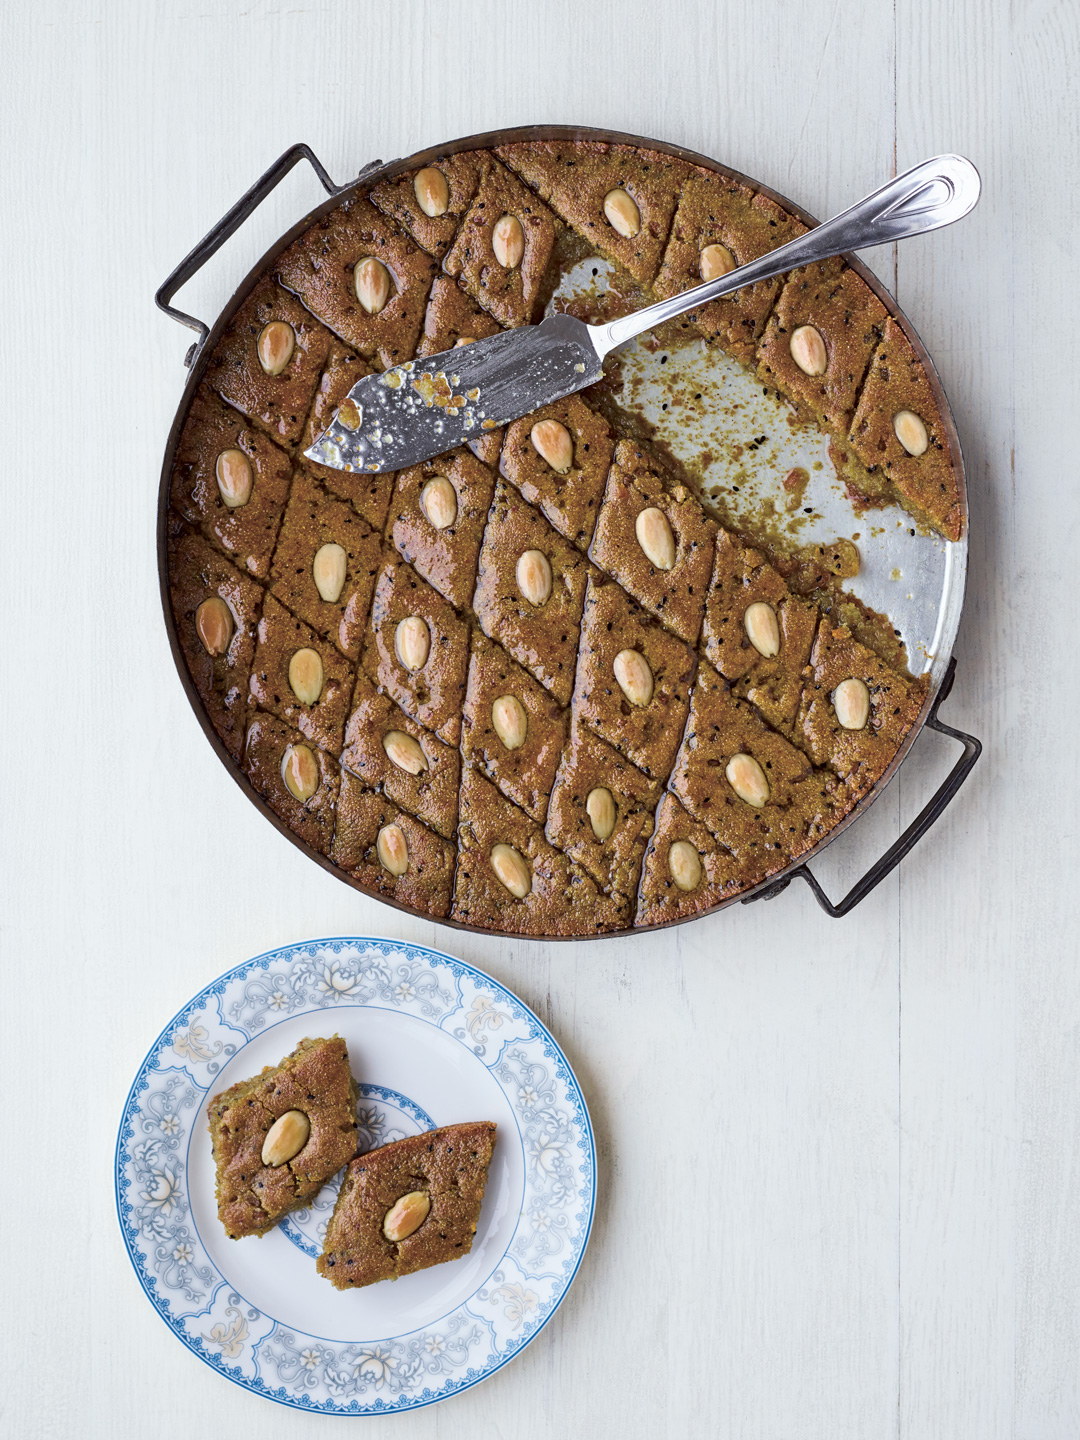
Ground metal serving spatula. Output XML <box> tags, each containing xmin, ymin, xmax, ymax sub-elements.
<box><xmin>304</xmin><ymin>154</ymin><xmax>980</xmax><ymax>475</ymax></box>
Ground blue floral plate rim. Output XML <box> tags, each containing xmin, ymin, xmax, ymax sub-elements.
<box><xmin>114</xmin><ymin>934</ymin><xmax>596</xmax><ymax>1415</ymax></box>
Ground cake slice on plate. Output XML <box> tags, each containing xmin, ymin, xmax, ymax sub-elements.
<box><xmin>317</xmin><ymin>1122</ymin><xmax>497</xmax><ymax>1290</ymax></box>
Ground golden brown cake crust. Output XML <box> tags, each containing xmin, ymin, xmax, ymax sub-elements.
<box><xmin>846</xmin><ymin>317</ymin><xmax>961</xmax><ymax>541</ymax></box>
<box><xmin>203</xmin><ymin>279</ymin><xmax>333</xmax><ymax>449</ymax></box>
<box><xmin>318</xmin><ymin>1122</ymin><xmax>496</xmax><ymax>1289</ymax></box>
<box><xmin>499</xmin><ymin>394</ymin><xmax>614</xmax><ymax>551</ymax></box>
<box><xmin>249</xmin><ymin>593</ymin><xmax>355</xmax><ymax>752</ymax></box>
<box><xmin>169</xmin><ymin>386</ymin><xmax>293</xmax><ymax>579</ymax></box>
<box><xmin>472</xmin><ymin>477</ymin><xmax>593</xmax><ymax>707</ymax></box>
<box><xmin>167</xmin><ymin>524</ymin><xmax>264</xmax><ymax>760</ymax></box>
<box><xmin>453</xmin><ymin>767</ymin><xmax>627</xmax><ymax>935</ymax></box>
<box><xmin>331</xmin><ymin>776</ymin><xmax>456</xmax><ymax>917</ymax></box>
<box><xmin>757</xmin><ymin>259</ymin><xmax>887</xmax><ymax>434</ymax></box>
<box><xmin>497</xmin><ymin>140</ymin><xmax>691</xmax><ymax>288</ymax></box>
<box><xmin>444</xmin><ymin>158</ymin><xmax>558</xmax><ymax>328</ymax></box>
<box><xmin>276</xmin><ymin>197</ymin><xmax>438</xmax><ymax>371</ymax></box>
<box><xmin>208</xmin><ymin>1036</ymin><xmax>358</xmax><ymax>1240</ymax></box>
<box><xmin>361</xmin><ymin>560</ymin><xmax>471</xmax><ymax>746</ymax></box>
<box><xmin>241</xmin><ymin>712</ymin><xmax>340</xmax><ymax>853</ymax></box>
<box><xmin>387</xmin><ymin>448</ymin><xmax>496</xmax><ymax>611</ymax></box>
<box><xmin>589</xmin><ymin>439</ymin><xmax>717</xmax><ymax>644</ymax></box>
<box><xmin>267</xmin><ymin>468</ymin><xmax>382</xmax><ymax>660</ymax></box>
<box><xmin>653</xmin><ymin>169</ymin><xmax>808</xmax><ymax>362</ymax></box>
<box><xmin>341</xmin><ymin>673</ymin><xmax>461</xmax><ymax>839</ymax></box>
<box><xmin>572</xmin><ymin>574</ymin><xmax>697</xmax><ymax>783</ymax></box>
<box><xmin>167</xmin><ymin>137</ymin><xmax>962</xmax><ymax>935</ymax></box>
<box><xmin>461</xmin><ymin>633</ymin><xmax>568</xmax><ymax>821</ymax></box>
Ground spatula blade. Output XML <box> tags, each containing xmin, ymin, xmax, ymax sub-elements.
<box><xmin>303</xmin><ymin>313</ymin><xmax>603</xmax><ymax>474</ymax></box>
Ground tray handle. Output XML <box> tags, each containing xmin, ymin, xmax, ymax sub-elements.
<box><xmin>155</xmin><ymin>143</ymin><xmax>346</xmax><ymax>368</ymax></box>
<box><xmin>742</xmin><ymin>657</ymin><xmax>982</xmax><ymax>918</ymax></box>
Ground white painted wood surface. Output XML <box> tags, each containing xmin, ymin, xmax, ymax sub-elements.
<box><xmin>1</xmin><ymin>0</ymin><xmax>1077</xmax><ymax>1434</ymax></box>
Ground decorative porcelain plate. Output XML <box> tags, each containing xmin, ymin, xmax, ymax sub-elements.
<box><xmin>115</xmin><ymin>936</ymin><xmax>595</xmax><ymax>1415</ymax></box>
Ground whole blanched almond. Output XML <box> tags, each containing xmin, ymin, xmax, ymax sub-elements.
<box><xmin>383</xmin><ymin>1189</ymin><xmax>431</xmax><ymax>1242</ymax></box>
<box><xmin>395</xmin><ymin>615</ymin><xmax>430</xmax><ymax>671</ymax></box>
<box><xmin>790</xmin><ymin>324</ymin><xmax>827</xmax><ymax>376</ymax></box>
<box><xmin>833</xmin><ymin>676</ymin><xmax>871</xmax><ymax>730</ymax></box>
<box><xmin>257</xmin><ymin>320</ymin><xmax>295</xmax><ymax>376</ymax></box>
<box><xmin>492</xmin><ymin>213</ymin><xmax>525</xmax><ymax>268</ymax></box>
<box><xmin>669</xmin><ymin>839</ymin><xmax>702</xmax><ymax>892</ymax></box>
<box><xmin>491</xmin><ymin>842</ymin><xmax>531</xmax><ymax>898</ymax></box>
<box><xmin>726</xmin><ymin>752</ymin><xmax>769</xmax><ymax>808</ymax></box>
<box><xmin>635</xmin><ymin>507</ymin><xmax>676</xmax><ymax>570</ymax></box>
<box><xmin>700</xmin><ymin>242</ymin><xmax>736</xmax><ymax>281</ymax></box>
<box><xmin>586</xmin><ymin>786</ymin><xmax>617</xmax><ymax>842</ymax></box>
<box><xmin>215</xmin><ymin>448</ymin><xmax>253</xmax><ymax>508</ymax></box>
<box><xmin>377</xmin><ymin>822</ymin><xmax>409</xmax><ymax>876</ymax></box>
<box><xmin>281</xmin><ymin>743</ymin><xmax>319</xmax><ymax>802</ymax></box>
<box><xmin>614</xmin><ymin>649</ymin><xmax>653</xmax><ymax>707</ymax></box>
<box><xmin>516</xmin><ymin>549</ymin><xmax>552</xmax><ymax>607</ymax></box>
<box><xmin>893</xmin><ymin>409</ymin><xmax>929</xmax><ymax>456</ymax></box>
<box><xmin>195</xmin><ymin>596</ymin><xmax>234</xmax><ymax>657</ymax></box>
<box><xmin>312</xmin><ymin>542</ymin><xmax>347</xmax><ymax>603</ymax></box>
<box><xmin>261</xmin><ymin>1109</ymin><xmax>310</xmax><ymax>1168</ymax></box>
<box><xmin>491</xmin><ymin>694</ymin><xmax>528</xmax><ymax>750</ymax></box>
<box><xmin>603</xmin><ymin>187</ymin><xmax>641</xmax><ymax>238</ymax></box>
<box><xmin>382</xmin><ymin>729</ymin><xmax>428</xmax><ymax>775</ymax></box>
<box><xmin>420</xmin><ymin>475</ymin><xmax>457</xmax><ymax>529</ymax></box>
<box><xmin>355</xmin><ymin>256</ymin><xmax>392</xmax><ymax>315</ymax></box>
<box><xmin>413</xmin><ymin>166</ymin><xmax>449</xmax><ymax>218</ymax></box>
<box><xmin>288</xmin><ymin>647</ymin><xmax>324</xmax><ymax>706</ymax></box>
<box><xmin>744</xmin><ymin>601</ymin><xmax>780</xmax><ymax>658</ymax></box>
<box><xmin>530</xmin><ymin>418</ymin><xmax>573</xmax><ymax>474</ymax></box>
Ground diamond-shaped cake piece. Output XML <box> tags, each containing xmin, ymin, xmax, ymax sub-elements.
<box><xmin>331</xmin><ymin>776</ymin><xmax>456</xmax><ymax>917</ymax></box>
<box><xmin>846</xmin><ymin>317</ymin><xmax>962</xmax><ymax>541</ymax></box>
<box><xmin>653</xmin><ymin>170</ymin><xmax>808</xmax><ymax>362</ymax></box>
<box><xmin>452</xmin><ymin>767</ymin><xmax>627</xmax><ymax>935</ymax></box>
<box><xmin>340</xmin><ymin>673</ymin><xmax>460</xmax><ymax>839</ymax></box>
<box><xmin>298</xmin><ymin>345</ymin><xmax>397</xmax><ymax>532</ymax></box>
<box><xmin>702</xmin><ymin>529</ymin><xmax>819</xmax><ymax>728</ymax></box>
<box><xmin>317</xmin><ymin>1121</ymin><xmax>496</xmax><ymax>1290</ymax></box>
<box><xmin>204</xmin><ymin>278</ymin><xmax>333</xmax><ymax>449</ymax></box>
<box><xmin>669</xmin><ymin>660</ymin><xmax>852</xmax><ymax>875</ymax></box>
<box><xmin>794</xmin><ymin>622</ymin><xmax>926</xmax><ymax>794</ymax></box>
<box><xmin>496</xmin><ymin>140</ymin><xmax>691</xmax><ymax>287</ymax></box>
<box><xmin>572</xmin><ymin>574</ymin><xmax>696</xmax><ymax>783</ymax></box>
<box><xmin>500</xmin><ymin>395</ymin><xmax>614</xmax><ymax>551</ymax></box>
<box><xmin>545</xmin><ymin>716</ymin><xmax>661</xmax><ymax>905</ymax></box>
<box><xmin>242</xmin><ymin>712</ymin><xmax>340</xmax><ymax>854</ymax></box>
<box><xmin>589</xmin><ymin>440</ymin><xmax>716</xmax><ymax>643</ymax></box>
<box><xmin>757</xmin><ymin>259</ymin><xmax>887</xmax><ymax>435</ymax></box>
<box><xmin>268</xmin><ymin>468</ymin><xmax>382</xmax><ymax>659</ymax></box>
<box><xmin>362</xmin><ymin>560</ymin><xmax>470</xmax><ymax>745</ymax></box>
<box><xmin>169</xmin><ymin>385</ymin><xmax>292</xmax><ymax>578</ymax></box>
<box><xmin>472</xmin><ymin>477</ymin><xmax>592</xmax><ymax>707</ymax></box>
<box><xmin>250</xmin><ymin>594</ymin><xmax>355</xmax><ymax>752</ymax></box>
<box><xmin>167</xmin><ymin>525</ymin><xmax>264</xmax><ymax>760</ymax></box>
<box><xmin>208</xmin><ymin>1035</ymin><xmax>358</xmax><ymax>1240</ymax></box>
<box><xmin>416</xmin><ymin>275</ymin><xmax>504</xmax><ymax>356</ymax></box>
<box><xmin>443</xmin><ymin>158</ymin><xmax>558</xmax><ymax>328</ymax></box>
<box><xmin>276</xmin><ymin>196</ymin><xmax>438</xmax><ymax>370</ymax></box>
<box><xmin>387</xmin><ymin>448</ymin><xmax>495</xmax><ymax>610</ymax></box>
<box><xmin>461</xmin><ymin>633</ymin><xmax>568</xmax><ymax>822</ymax></box>
<box><xmin>370</xmin><ymin>151</ymin><xmax>486</xmax><ymax>259</ymax></box>
<box><xmin>635</xmin><ymin>793</ymin><xmax>747</xmax><ymax>927</ymax></box>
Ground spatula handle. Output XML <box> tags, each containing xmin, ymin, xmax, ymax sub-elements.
<box><xmin>593</xmin><ymin>154</ymin><xmax>981</xmax><ymax>358</ymax></box>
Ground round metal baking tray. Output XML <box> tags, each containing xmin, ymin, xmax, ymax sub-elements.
<box><xmin>155</xmin><ymin>126</ymin><xmax>981</xmax><ymax>934</ymax></box>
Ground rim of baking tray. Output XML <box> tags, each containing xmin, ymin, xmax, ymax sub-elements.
<box><xmin>156</xmin><ymin>124</ymin><xmax>968</xmax><ymax>939</ymax></box>
<box><xmin>114</xmin><ymin>933</ymin><xmax>597</xmax><ymax>1413</ymax></box>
